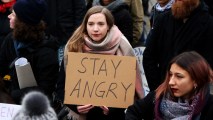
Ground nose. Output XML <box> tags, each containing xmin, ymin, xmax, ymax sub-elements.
<box><xmin>8</xmin><ymin>13</ymin><xmax>11</xmax><ymax>19</ymax></box>
<box><xmin>169</xmin><ymin>75</ymin><xmax>175</xmax><ymax>86</ymax></box>
<box><xmin>8</xmin><ymin>13</ymin><xmax>12</xmax><ymax>19</ymax></box>
<box><xmin>93</xmin><ymin>24</ymin><xmax>99</xmax><ymax>31</ymax></box>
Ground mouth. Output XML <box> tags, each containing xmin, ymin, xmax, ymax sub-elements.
<box><xmin>92</xmin><ymin>34</ymin><xmax>100</xmax><ymax>37</ymax></box>
<box><xmin>171</xmin><ymin>88</ymin><xmax>178</xmax><ymax>93</ymax></box>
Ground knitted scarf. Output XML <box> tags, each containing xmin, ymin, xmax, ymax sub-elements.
<box><xmin>83</xmin><ymin>25</ymin><xmax>132</xmax><ymax>56</ymax></box>
<box><xmin>155</xmin><ymin>85</ymin><xmax>210</xmax><ymax>120</ymax></box>
<box><xmin>64</xmin><ymin>25</ymin><xmax>144</xmax><ymax>98</ymax></box>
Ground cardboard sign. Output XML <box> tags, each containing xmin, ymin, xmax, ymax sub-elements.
<box><xmin>64</xmin><ymin>52</ymin><xmax>136</xmax><ymax>108</ymax></box>
<box><xmin>0</xmin><ymin>103</ymin><xmax>21</xmax><ymax>120</ymax></box>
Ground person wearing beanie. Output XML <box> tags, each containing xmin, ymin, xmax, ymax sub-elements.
<box><xmin>0</xmin><ymin>0</ymin><xmax>59</xmax><ymax>104</ymax></box>
<box><xmin>13</xmin><ymin>0</ymin><xmax>47</xmax><ymax>25</ymax></box>
<box><xmin>13</xmin><ymin>91</ymin><xmax>58</xmax><ymax>120</ymax></box>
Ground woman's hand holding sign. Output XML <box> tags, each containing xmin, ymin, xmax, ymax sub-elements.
<box><xmin>77</xmin><ymin>104</ymin><xmax>94</xmax><ymax>114</ymax></box>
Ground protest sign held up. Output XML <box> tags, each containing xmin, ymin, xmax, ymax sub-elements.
<box><xmin>64</xmin><ymin>52</ymin><xmax>136</xmax><ymax>108</ymax></box>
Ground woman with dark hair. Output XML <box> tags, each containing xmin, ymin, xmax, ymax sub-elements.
<box><xmin>126</xmin><ymin>51</ymin><xmax>213</xmax><ymax>120</ymax></box>
<box><xmin>0</xmin><ymin>0</ymin><xmax>59</xmax><ymax>104</ymax></box>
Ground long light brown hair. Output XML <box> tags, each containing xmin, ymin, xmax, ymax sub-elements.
<box><xmin>156</xmin><ymin>51</ymin><xmax>212</xmax><ymax>100</ymax></box>
<box><xmin>66</xmin><ymin>6</ymin><xmax>114</xmax><ymax>52</ymax></box>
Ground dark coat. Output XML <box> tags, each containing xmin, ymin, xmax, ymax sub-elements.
<box><xmin>109</xmin><ymin>1</ymin><xmax>133</xmax><ymax>44</ymax></box>
<box><xmin>204</xmin><ymin>0</ymin><xmax>213</xmax><ymax>15</ymax></box>
<box><xmin>143</xmin><ymin>2</ymin><xmax>213</xmax><ymax>91</ymax></box>
<box><xmin>0</xmin><ymin>10</ymin><xmax>11</xmax><ymax>47</ymax></box>
<box><xmin>150</xmin><ymin>5</ymin><xmax>171</xmax><ymax>27</ymax></box>
<box><xmin>44</xmin><ymin>0</ymin><xmax>86</xmax><ymax>45</ymax></box>
<box><xmin>0</xmin><ymin>33</ymin><xmax>59</xmax><ymax>104</ymax></box>
<box><xmin>0</xmin><ymin>79</ymin><xmax>14</xmax><ymax>103</ymax></box>
<box><xmin>125</xmin><ymin>92</ymin><xmax>213</xmax><ymax>120</ymax></box>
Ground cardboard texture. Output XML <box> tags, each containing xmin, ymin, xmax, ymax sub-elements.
<box><xmin>15</xmin><ymin>58</ymin><xmax>37</xmax><ymax>89</ymax></box>
<box><xmin>64</xmin><ymin>52</ymin><xmax>136</xmax><ymax>108</ymax></box>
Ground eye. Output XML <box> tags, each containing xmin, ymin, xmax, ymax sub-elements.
<box><xmin>98</xmin><ymin>22</ymin><xmax>105</xmax><ymax>26</ymax></box>
<box><xmin>168</xmin><ymin>71</ymin><xmax>173</xmax><ymax>76</ymax></box>
<box><xmin>87</xmin><ymin>22</ymin><xmax>94</xmax><ymax>26</ymax></box>
<box><xmin>176</xmin><ymin>74</ymin><xmax>184</xmax><ymax>79</ymax></box>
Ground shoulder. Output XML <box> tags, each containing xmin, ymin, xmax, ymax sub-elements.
<box><xmin>35</xmin><ymin>47</ymin><xmax>57</xmax><ymax>60</ymax></box>
<box><xmin>0</xmin><ymin>32</ymin><xmax>14</xmax><ymax>52</ymax></box>
<box><xmin>207</xmin><ymin>94</ymin><xmax>213</xmax><ymax>106</ymax></box>
<box><xmin>144</xmin><ymin>91</ymin><xmax>156</xmax><ymax>102</ymax></box>
<box><xmin>200</xmin><ymin>94</ymin><xmax>213</xmax><ymax>119</ymax></box>
<box><xmin>34</xmin><ymin>36</ymin><xmax>59</xmax><ymax>59</ymax></box>
<box><xmin>125</xmin><ymin>92</ymin><xmax>155</xmax><ymax>120</ymax></box>
<box><xmin>134</xmin><ymin>91</ymin><xmax>155</xmax><ymax>107</ymax></box>
<box><xmin>120</xmin><ymin>35</ymin><xmax>132</xmax><ymax>49</ymax></box>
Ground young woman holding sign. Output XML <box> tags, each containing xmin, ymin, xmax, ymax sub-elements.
<box><xmin>55</xmin><ymin>5</ymin><xmax>144</xmax><ymax>120</ymax></box>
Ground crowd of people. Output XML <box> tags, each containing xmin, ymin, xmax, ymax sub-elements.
<box><xmin>0</xmin><ymin>0</ymin><xmax>213</xmax><ymax>120</ymax></box>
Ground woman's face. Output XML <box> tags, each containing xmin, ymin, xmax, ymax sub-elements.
<box><xmin>168</xmin><ymin>63</ymin><xmax>197</xmax><ymax>99</ymax></box>
<box><xmin>87</xmin><ymin>13</ymin><xmax>109</xmax><ymax>43</ymax></box>
<box><xmin>8</xmin><ymin>10</ymin><xmax>16</xmax><ymax>29</ymax></box>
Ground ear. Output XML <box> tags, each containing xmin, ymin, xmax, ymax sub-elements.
<box><xmin>194</xmin><ymin>82</ymin><xmax>197</xmax><ymax>89</ymax></box>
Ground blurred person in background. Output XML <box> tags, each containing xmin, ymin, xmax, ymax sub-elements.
<box><xmin>143</xmin><ymin>0</ymin><xmax>213</xmax><ymax>91</ymax></box>
<box><xmin>0</xmin><ymin>0</ymin><xmax>59</xmax><ymax>104</ymax></box>
<box><xmin>0</xmin><ymin>0</ymin><xmax>15</xmax><ymax>47</ymax></box>
<box><xmin>44</xmin><ymin>0</ymin><xmax>86</xmax><ymax>65</ymax></box>
<box><xmin>123</xmin><ymin>0</ymin><xmax>144</xmax><ymax>47</ymax></box>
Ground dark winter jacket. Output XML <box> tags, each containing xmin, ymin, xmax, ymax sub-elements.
<box><xmin>150</xmin><ymin>3</ymin><xmax>172</xmax><ymax>27</ymax></box>
<box><xmin>93</xmin><ymin>0</ymin><xmax>133</xmax><ymax>44</ymax></box>
<box><xmin>125</xmin><ymin>92</ymin><xmax>213</xmax><ymax>120</ymax></box>
<box><xmin>0</xmin><ymin>33</ymin><xmax>59</xmax><ymax>104</ymax></box>
<box><xmin>143</xmin><ymin>2</ymin><xmax>213</xmax><ymax>91</ymax></box>
<box><xmin>0</xmin><ymin>10</ymin><xmax>11</xmax><ymax>47</ymax></box>
<box><xmin>44</xmin><ymin>0</ymin><xmax>86</xmax><ymax>45</ymax></box>
<box><xmin>204</xmin><ymin>0</ymin><xmax>213</xmax><ymax>15</ymax></box>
